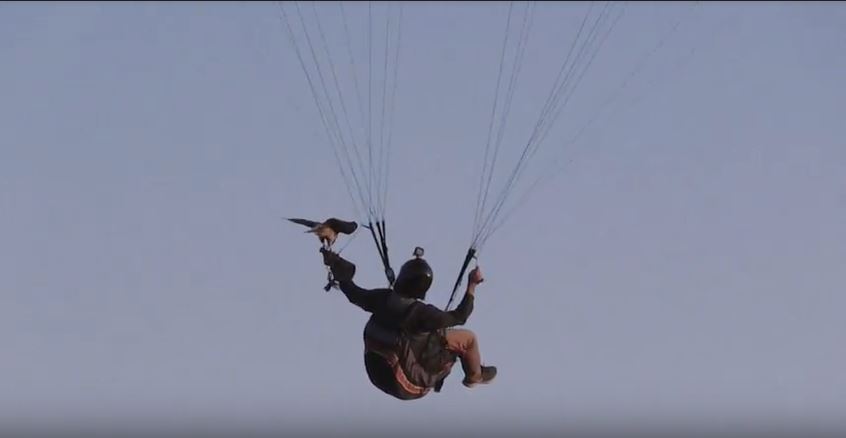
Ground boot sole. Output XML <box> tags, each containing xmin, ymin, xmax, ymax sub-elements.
<box><xmin>462</xmin><ymin>375</ymin><xmax>496</xmax><ymax>388</ymax></box>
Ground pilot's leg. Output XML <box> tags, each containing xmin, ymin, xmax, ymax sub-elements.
<box><xmin>443</xmin><ymin>328</ymin><xmax>482</xmax><ymax>383</ymax></box>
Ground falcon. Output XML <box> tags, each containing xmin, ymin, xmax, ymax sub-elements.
<box><xmin>287</xmin><ymin>217</ymin><xmax>358</xmax><ymax>249</ymax></box>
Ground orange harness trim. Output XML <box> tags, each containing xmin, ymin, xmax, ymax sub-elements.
<box><xmin>364</xmin><ymin>338</ymin><xmax>430</xmax><ymax>398</ymax></box>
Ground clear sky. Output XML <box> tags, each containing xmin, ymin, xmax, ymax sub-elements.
<box><xmin>2</xmin><ymin>1</ymin><xmax>845</xmax><ymax>436</ymax></box>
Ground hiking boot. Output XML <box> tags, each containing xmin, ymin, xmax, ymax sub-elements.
<box><xmin>462</xmin><ymin>366</ymin><xmax>497</xmax><ymax>388</ymax></box>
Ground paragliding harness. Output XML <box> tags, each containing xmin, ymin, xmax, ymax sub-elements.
<box><xmin>362</xmin><ymin>293</ymin><xmax>457</xmax><ymax>400</ymax></box>
<box><xmin>321</xmin><ymin>247</ymin><xmax>455</xmax><ymax>398</ymax></box>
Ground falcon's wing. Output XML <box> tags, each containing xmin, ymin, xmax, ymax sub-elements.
<box><xmin>287</xmin><ymin>218</ymin><xmax>321</xmax><ymax>228</ymax></box>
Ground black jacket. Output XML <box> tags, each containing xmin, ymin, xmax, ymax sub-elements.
<box><xmin>337</xmin><ymin>279</ymin><xmax>475</xmax><ymax>332</ymax></box>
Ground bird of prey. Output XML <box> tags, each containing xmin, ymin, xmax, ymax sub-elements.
<box><xmin>287</xmin><ymin>217</ymin><xmax>358</xmax><ymax>249</ymax></box>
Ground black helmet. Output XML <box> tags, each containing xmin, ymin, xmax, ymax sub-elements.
<box><xmin>393</xmin><ymin>247</ymin><xmax>433</xmax><ymax>300</ymax></box>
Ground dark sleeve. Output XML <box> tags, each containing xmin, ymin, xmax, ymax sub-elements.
<box><xmin>412</xmin><ymin>292</ymin><xmax>475</xmax><ymax>332</ymax></box>
<box><xmin>337</xmin><ymin>279</ymin><xmax>389</xmax><ymax>314</ymax></box>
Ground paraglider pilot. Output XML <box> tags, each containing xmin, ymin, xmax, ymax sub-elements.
<box><xmin>320</xmin><ymin>247</ymin><xmax>497</xmax><ymax>400</ymax></box>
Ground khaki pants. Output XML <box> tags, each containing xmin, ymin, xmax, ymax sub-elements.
<box><xmin>444</xmin><ymin>329</ymin><xmax>483</xmax><ymax>383</ymax></box>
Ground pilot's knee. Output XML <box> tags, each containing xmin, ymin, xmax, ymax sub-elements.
<box><xmin>446</xmin><ymin>328</ymin><xmax>477</xmax><ymax>349</ymax></box>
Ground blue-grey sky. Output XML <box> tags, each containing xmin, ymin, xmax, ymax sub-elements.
<box><xmin>2</xmin><ymin>1</ymin><xmax>845</xmax><ymax>435</ymax></box>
